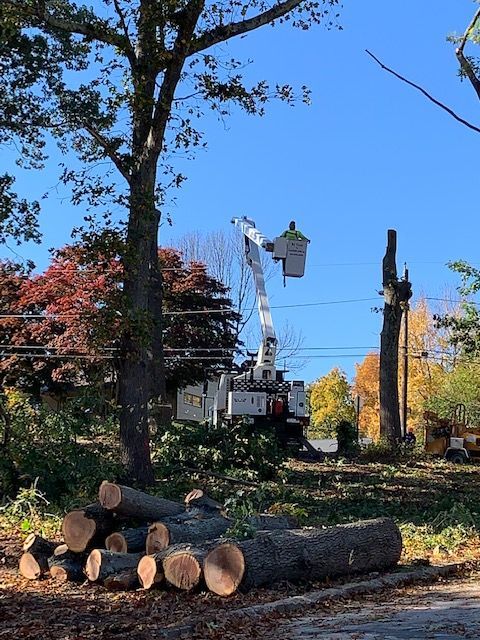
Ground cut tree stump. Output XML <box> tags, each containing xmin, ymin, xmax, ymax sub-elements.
<box><xmin>204</xmin><ymin>518</ymin><xmax>402</xmax><ymax>596</ymax></box>
<box><xmin>105</xmin><ymin>527</ymin><xmax>149</xmax><ymax>553</ymax></box>
<box><xmin>85</xmin><ymin>550</ymin><xmax>143</xmax><ymax>582</ymax></box>
<box><xmin>19</xmin><ymin>536</ymin><xmax>57</xmax><ymax>580</ymax></box>
<box><xmin>99</xmin><ymin>481</ymin><xmax>184</xmax><ymax>519</ymax></box>
<box><xmin>62</xmin><ymin>503</ymin><xmax>115</xmax><ymax>552</ymax></box>
<box><xmin>104</xmin><ymin>569</ymin><xmax>139</xmax><ymax>591</ymax></box>
<box><xmin>48</xmin><ymin>545</ymin><xmax>85</xmax><ymax>582</ymax></box>
<box><xmin>145</xmin><ymin>514</ymin><xmax>298</xmax><ymax>554</ymax></box>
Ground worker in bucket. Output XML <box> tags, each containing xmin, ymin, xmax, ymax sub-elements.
<box><xmin>280</xmin><ymin>220</ymin><xmax>310</xmax><ymax>242</ymax></box>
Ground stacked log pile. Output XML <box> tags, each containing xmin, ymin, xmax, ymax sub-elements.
<box><xmin>18</xmin><ymin>482</ymin><xmax>403</xmax><ymax>596</ymax></box>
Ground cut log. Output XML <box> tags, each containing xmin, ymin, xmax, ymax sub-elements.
<box><xmin>146</xmin><ymin>517</ymin><xmax>231</xmax><ymax>553</ymax></box>
<box><xmin>48</xmin><ymin>546</ymin><xmax>85</xmax><ymax>582</ymax></box>
<box><xmin>105</xmin><ymin>527</ymin><xmax>149</xmax><ymax>553</ymax></box>
<box><xmin>19</xmin><ymin>536</ymin><xmax>58</xmax><ymax>580</ymax></box>
<box><xmin>184</xmin><ymin>489</ymin><xmax>223</xmax><ymax>514</ymax></box>
<box><xmin>145</xmin><ymin>513</ymin><xmax>298</xmax><ymax>554</ymax></box>
<box><xmin>99</xmin><ymin>481</ymin><xmax>184</xmax><ymax>519</ymax></box>
<box><xmin>85</xmin><ymin>549</ymin><xmax>143</xmax><ymax>582</ymax></box>
<box><xmin>137</xmin><ymin>554</ymin><xmax>164</xmax><ymax>589</ymax></box>
<box><xmin>204</xmin><ymin>518</ymin><xmax>402</xmax><ymax>596</ymax></box>
<box><xmin>22</xmin><ymin>534</ymin><xmax>56</xmax><ymax>556</ymax></box>
<box><xmin>162</xmin><ymin>545</ymin><xmax>206</xmax><ymax>591</ymax></box>
<box><xmin>62</xmin><ymin>503</ymin><xmax>115</xmax><ymax>552</ymax></box>
<box><xmin>104</xmin><ymin>569</ymin><xmax>139</xmax><ymax>591</ymax></box>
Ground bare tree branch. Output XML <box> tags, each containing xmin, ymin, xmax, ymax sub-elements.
<box><xmin>112</xmin><ymin>0</ymin><xmax>136</xmax><ymax>64</ymax></box>
<box><xmin>455</xmin><ymin>8</ymin><xmax>480</xmax><ymax>102</ymax></box>
<box><xmin>366</xmin><ymin>49</ymin><xmax>480</xmax><ymax>135</ymax></box>
<box><xmin>189</xmin><ymin>0</ymin><xmax>302</xmax><ymax>56</ymax></box>
<box><xmin>83</xmin><ymin>124</ymin><xmax>131</xmax><ymax>183</ymax></box>
<box><xmin>5</xmin><ymin>0</ymin><xmax>132</xmax><ymax>58</ymax></box>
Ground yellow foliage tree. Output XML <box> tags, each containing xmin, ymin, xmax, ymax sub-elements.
<box><xmin>308</xmin><ymin>367</ymin><xmax>355</xmax><ymax>438</ymax></box>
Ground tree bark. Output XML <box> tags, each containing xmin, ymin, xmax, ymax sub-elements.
<box><xmin>104</xmin><ymin>569</ymin><xmax>139</xmax><ymax>591</ymax></box>
<box><xmin>118</xmin><ymin>163</ymin><xmax>159</xmax><ymax>486</ymax></box>
<box><xmin>204</xmin><ymin>518</ymin><xmax>402</xmax><ymax>596</ymax></box>
<box><xmin>105</xmin><ymin>527</ymin><xmax>149</xmax><ymax>553</ymax></box>
<box><xmin>99</xmin><ymin>481</ymin><xmax>185</xmax><ymax>519</ymax></box>
<box><xmin>62</xmin><ymin>502</ymin><xmax>116</xmax><ymax>552</ymax></box>
<box><xmin>379</xmin><ymin>230</ymin><xmax>412</xmax><ymax>444</ymax></box>
<box><xmin>85</xmin><ymin>549</ymin><xmax>143</xmax><ymax>582</ymax></box>
<box><xmin>48</xmin><ymin>546</ymin><xmax>86</xmax><ymax>582</ymax></box>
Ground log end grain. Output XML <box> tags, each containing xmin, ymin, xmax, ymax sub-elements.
<box><xmin>105</xmin><ymin>532</ymin><xmax>127</xmax><ymax>553</ymax></box>
<box><xmin>62</xmin><ymin>510</ymin><xmax>97</xmax><ymax>553</ymax></box>
<box><xmin>164</xmin><ymin>552</ymin><xmax>202</xmax><ymax>591</ymax></box>
<box><xmin>22</xmin><ymin>533</ymin><xmax>37</xmax><ymax>552</ymax></box>
<box><xmin>146</xmin><ymin>522</ymin><xmax>169</xmax><ymax>554</ymax></box>
<box><xmin>19</xmin><ymin>552</ymin><xmax>44</xmax><ymax>580</ymax></box>
<box><xmin>49</xmin><ymin>565</ymin><xmax>69</xmax><ymax>582</ymax></box>
<box><xmin>204</xmin><ymin>543</ymin><xmax>245</xmax><ymax>597</ymax></box>
<box><xmin>53</xmin><ymin>544</ymin><xmax>69</xmax><ymax>557</ymax></box>
<box><xmin>137</xmin><ymin>555</ymin><xmax>164</xmax><ymax>590</ymax></box>
<box><xmin>85</xmin><ymin>549</ymin><xmax>102</xmax><ymax>582</ymax></box>
<box><xmin>98</xmin><ymin>481</ymin><xmax>122</xmax><ymax>510</ymax></box>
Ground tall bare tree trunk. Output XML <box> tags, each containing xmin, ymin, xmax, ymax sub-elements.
<box><xmin>118</xmin><ymin>167</ymin><xmax>158</xmax><ymax>486</ymax></box>
<box><xmin>379</xmin><ymin>230</ymin><xmax>412</xmax><ymax>445</ymax></box>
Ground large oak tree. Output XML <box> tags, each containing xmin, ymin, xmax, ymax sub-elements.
<box><xmin>0</xmin><ymin>0</ymin><xmax>339</xmax><ymax>483</ymax></box>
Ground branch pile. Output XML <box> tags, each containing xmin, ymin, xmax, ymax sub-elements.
<box><xmin>18</xmin><ymin>481</ymin><xmax>403</xmax><ymax>595</ymax></box>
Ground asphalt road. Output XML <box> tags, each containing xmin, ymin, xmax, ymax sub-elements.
<box><xmin>278</xmin><ymin>574</ymin><xmax>480</xmax><ymax>639</ymax></box>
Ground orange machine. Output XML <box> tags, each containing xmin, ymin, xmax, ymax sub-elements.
<box><xmin>424</xmin><ymin>403</ymin><xmax>480</xmax><ymax>463</ymax></box>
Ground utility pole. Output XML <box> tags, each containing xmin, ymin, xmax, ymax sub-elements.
<box><xmin>400</xmin><ymin>264</ymin><xmax>409</xmax><ymax>438</ymax></box>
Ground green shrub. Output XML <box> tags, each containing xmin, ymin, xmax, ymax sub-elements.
<box><xmin>1</xmin><ymin>390</ymin><xmax>121</xmax><ymax>506</ymax></box>
<box><xmin>153</xmin><ymin>420</ymin><xmax>286</xmax><ymax>481</ymax></box>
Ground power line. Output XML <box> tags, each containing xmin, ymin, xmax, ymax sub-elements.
<box><xmin>0</xmin><ymin>297</ymin><xmax>380</xmax><ymax>321</ymax></box>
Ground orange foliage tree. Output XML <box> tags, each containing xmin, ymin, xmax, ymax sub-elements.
<box><xmin>353</xmin><ymin>298</ymin><xmax>450</xmax><ymax>441</ymax></box>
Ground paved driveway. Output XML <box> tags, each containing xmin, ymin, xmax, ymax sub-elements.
<box><xmin>279</xmin><ymin>575</ymin><xmax>480</xmax><ymax>639</ymax></box>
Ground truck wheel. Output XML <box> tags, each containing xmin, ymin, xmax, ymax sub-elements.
<box><xmin>448</xmin><ymin>451</ymin><xmax>467</xmax><ymax>464</ymax></box>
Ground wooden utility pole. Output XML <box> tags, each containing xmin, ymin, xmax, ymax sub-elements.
<box><xmin>379</xmin><ymin>231</ymin><xmax>412</xmax><ymax>445</ymax></box>
<box><xmin>400</xmin><ymin>264</ymin><xmax>409</xmax><ymax>438</ymax></box>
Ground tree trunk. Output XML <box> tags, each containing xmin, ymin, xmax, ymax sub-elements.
<box><xmin>161</xmin><ymin>544</ymin><xmax>206</xmax><ymax>591</ymax></box>
<box><xmin>204</xmin><ymin>518</ymin><xmax>402</xmax><ymax>596</ymax></box>
<box><xmin>379</xmin><ymin>230</ymin><xmax>412</xmax><ymax>444</ymax></box>
<box><xmin>85</xmin><ymin>549</ymin><xmax>143</xmax><ymax>582</ymax></box>
<box><xmin>62</xmin><ymin>502</ymin><xmax>115</xmax><ymax>552</ymax></box>
<box><xmin>105</xmin><ymin>527</ymin><xmax>149</xmax><ymax>553</ymax></box>
<box><xmin>118</xmin><ymin>167</ymin><xmax>159</xmax><ymax>486</ymax></box>
<box><xmin>48</xmin><ymin>546</ymin><xmax>85</xmax><ymax>582</ymax></box>
<box><xmin>145</xmin><ymin>514</ymin><xmax>298</xmax><ymax>554</ymax></box>
<box><xmin>99</xmin><ymin>481</ymin><xmax>184</xmax><ymax>519</ymax></box>
<box><xmin>184</xmin><ymin>489</ymin><xmax>223</xmax><ymax>514</ymax></box>
<box><xmin>19</xmin><ymin>536</ymin><xmax>57</xmax><ymax>580</ymax></box>
<box><xmin>137</xmin><ymin>553</ymin><xmax>164</xmax><ymax>590</ymax></box>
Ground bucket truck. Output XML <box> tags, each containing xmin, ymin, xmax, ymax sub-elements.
<box><xmin>212</xmin><ymin>217</ymin><xmax>313</xmax><ymax>449</ymax></box>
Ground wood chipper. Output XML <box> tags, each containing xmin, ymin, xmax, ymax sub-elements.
<box><xmin>424</xmin><ymin>403</ymin><xmax>480</xmax><ymax>463</ymax></box>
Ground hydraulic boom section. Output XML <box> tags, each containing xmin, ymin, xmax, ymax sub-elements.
<box><xmin>232</xmin><ymin>216</ymin><xmax>276</xmax><ymax>380</ymax></box>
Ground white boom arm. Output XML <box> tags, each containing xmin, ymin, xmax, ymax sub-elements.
<box><xmin>232</xmin><ymin>216</ymin><xmax>276</xmax><ymax>379</ymax></box>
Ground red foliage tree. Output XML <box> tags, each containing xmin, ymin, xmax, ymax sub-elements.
<box><xmin>0</xmin><ymin>245</ymin><xmax>238</xmax><ymax>397</ymax></box>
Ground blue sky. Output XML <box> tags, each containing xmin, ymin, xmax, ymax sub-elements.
<box><xmin>2</xmin><ymin>0</ymin><xmax>479</xmax><ymax>383</ymax></box>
